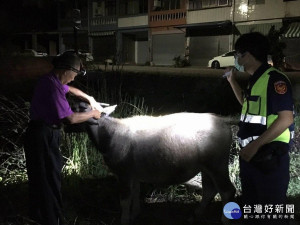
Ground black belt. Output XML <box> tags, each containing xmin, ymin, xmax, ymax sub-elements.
<box><xmin>30</xmin><ymin>120</ymin><xmax>62</xmax><ymax>129</ymax></box>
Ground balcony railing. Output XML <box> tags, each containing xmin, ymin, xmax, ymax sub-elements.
<box><xmin>90</xmin><ymin>16</ymin><xmax>117</xmax><ymax>26</ymax></box>
<box><xmin>149</xmin><ymin>9</ymin><xmax>186</xmax><ymax>27</ymax></box>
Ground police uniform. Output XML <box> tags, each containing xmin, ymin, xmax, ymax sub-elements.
<box><xmin>24</xmin><ymin>72</ymin><xmax>73</xmax><ymax>225</ymax></box>
<box><xmin>238</xmin><ymin>63</ymin><xmax>293</xmax><ymax>224</ymax></box>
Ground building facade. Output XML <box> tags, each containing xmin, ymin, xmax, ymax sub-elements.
<box><xmin>57</xmin><ymin>0</ymin><xmax>300</xmax><ymax>66</ymax></box>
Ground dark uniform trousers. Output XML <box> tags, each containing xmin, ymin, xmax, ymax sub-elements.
<box><xmin>24</xmin><ymin>121</ymin><xmax>63</xmax><ymax>225</ymax></box>
<box><xmin>239</xmin><ymin>149</ymin><xmax>290</xmax><ymax>225</ymax></box>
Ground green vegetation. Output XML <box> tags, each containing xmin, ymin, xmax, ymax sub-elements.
<box><xmin>1</xmin><ymin>94</ymin><xmax>300</xmax><ymax>193</ymax></box>
<box><xmin>173</xmin><ymin>55</ymin><xmax>190</xmax><ymax>68</ymax></box>
<box><xmin>267</xmin><ymin>25</ymin><xmax>288</xmax><ymax>70</ymax></box>
<box><xmin>0</xmin><ymin>96</ymin><xmax>29</xmax><ymax>185</ymax></box>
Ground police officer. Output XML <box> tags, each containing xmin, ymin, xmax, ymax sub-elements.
<box><xmin>226</xmin><ymin>32</ymin><xmax>294</xmax><ymax>225</ymax></box>
<box><xmin>24</xmin><ymin>52</ymin><xmax>101</xmax><ymax>225</ymax></box>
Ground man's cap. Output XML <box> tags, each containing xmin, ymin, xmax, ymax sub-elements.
<box><xmin>52</xmin><ymin>51</ymin><xmax>86</xmax><ymax>76</ymax></box>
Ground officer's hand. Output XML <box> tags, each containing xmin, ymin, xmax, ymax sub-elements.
<box><xmin>224</xmin><ymin>67</ymin><xmax>237</xmax><ymax>83</ymax></box>
<box><xmin>92</xmin><ymin>109</ymin><xmax>101</xmax><ymax>119</ymax></box>
<box><xmin>239</xmin><ymin>141</ymin><xmax>261</xmax><ymax>162</ymax></box>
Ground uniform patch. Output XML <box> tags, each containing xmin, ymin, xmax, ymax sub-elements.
<box><xmin>274</xmin><ymin>81</ymin><xmax>287</xmax><ymax>94</ymax></box>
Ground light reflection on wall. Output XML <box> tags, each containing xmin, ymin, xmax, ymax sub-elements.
<box><xmin>238</xmin><ymin>3</ymin><xmax>248</xmax><ymax>17</ymax></box>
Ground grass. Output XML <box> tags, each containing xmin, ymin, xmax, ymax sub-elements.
<box><xmin>61</xmin><ymin>132</ymin><xmax>110</xmax><ymax>178</ymax></box>
<box><xmin>288</xmin><ymin>151</ymin><xmax>300</xmax><ymax>197</ymax></box>
<box><xmin>0</xmin><ymin>96</ymin><xmax>29</xmax><ymax>185</ymax></box>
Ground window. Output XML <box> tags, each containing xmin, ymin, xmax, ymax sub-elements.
<box><xmin>161</xmin><ymin>0</ymin><xmax>180</xmax><ymax>10</ymax></box>
<box><xmin>93</xmin><ymin>2</ymin><xmax>104</xmax><ymax>16</ymax></box>
<box><xmin>119</xmin><ymin>0</ymin><xmax>148</xmax><ymax>15</ymax></box>
<box><xmin>219</xmin><ymin>0</ymin><xmax>228</xmax><ymax>6</ymax></box>
<box><xmin>139</xmin><ymin>0</ymin><xmax>148</xmax><ymax>13</ymax></box>
<box><xmin>249</xmin><ymin>0</ymin><xmax>265</xmax><ymax>5</ymax></box>
<box><xmin>93</xmin><ymin>0</ymin><xmax>116</xmax><ymax>17</ymax></box>
<box><xmin>153</xmin><ymin>0</ymin><xmax>180</xmax><ymax>11</ymax></box>
<box><xmin>189</xmin><ymin>0</ymin><xmax>230</xmax><ymax>10</ymax></box>
<box><xmin>202</xmin><ymin>0</ymin><xmax>217</xmax><ymax>8</ymax></box>
<box><xmin>105</xmin><ymin>0</ymin><xmax>116</xmax><ymax>16</ymax></box>
<box><xmin>189</xmin><ymin>0</ymin><xmax>201</xmax><ymax>9</ymax></box>
<box><xmin>225</xmin><ymin>51</ymin><xmax>235</xmax><ymax>57</ymax></box>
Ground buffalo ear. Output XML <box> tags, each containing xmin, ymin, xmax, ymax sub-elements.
<box><xmin>79</xmin><ymin>102</ymin><xmax>91</xmax><ymax>111</ymax></box>
<box><xmin>102</xmin><ymin>105</ymin><xmax>117</xmax><ymax>116</ymax></box>
<box><xmin>71</xmin><ymin>101</ymin><xmax>91</xmax><ymax>112</ymax></box>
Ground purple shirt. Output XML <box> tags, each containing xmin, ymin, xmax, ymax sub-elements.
<box><xmin>30</xmin><ymin>72</ymin><xmax>73</xmax><ymax>125</ymax></box>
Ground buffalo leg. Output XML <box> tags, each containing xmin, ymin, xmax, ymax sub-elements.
<box><xmin>131</xmin><ymin>180</ymin><xmax>140</xmax><ymax>219</ymax></box>
<box><xmin>194</xmin><ymin>172</ymin><xmax>218</xmax><ymax>218</ymax></box>
<box><xmin>119</xmin><ymin>178</ymin><xmax>140</xmax><ymax>225</ymax></box>
<box><xmin>119</xmin><ymin>179</ymin><xmax>132</xmax><ymax>225</ymax></box>
<box><xmin>210</xmin><ymin>170</ymin><xmax>236</xmax><ymax>225</ymax></box>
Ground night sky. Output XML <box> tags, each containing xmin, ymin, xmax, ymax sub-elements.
<box><xmin>0</xmin><ymin>0</ymin><xmax>58</xmax><ymax>35</ymax></box>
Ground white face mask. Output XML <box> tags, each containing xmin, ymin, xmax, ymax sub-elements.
<box><xmin>234</xmin><ymin>57</ymin><xmax>244</xmax><ymax>72</ymax></box>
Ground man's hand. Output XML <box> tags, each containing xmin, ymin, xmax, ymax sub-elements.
<box><xmin>239</xmin><ymin>140</ymin><xmax>261</xmax><ymax>162</ymax></box>
<box><xmin>68</xmin><ymin>87</ymin><xmax>104</xmax><ymax>112</ymax></box>
<box><xmin>224</xmin><ymin>67</ymin><xmax>237</xmax><ymax>83</ymax></box>
<box><xmin>91</xmin><ymin>109</ymin><xmax>101</xmax><ymax>119</ymax></box>
<box><xmin>239</xmin><ymin>111</ymin><xmax>294</xmax><ymax>162</ymax></box>
<box><xmin>88</xmin><ymin>96</ymin><xmax>103</xmax><ymax>112</ymax></box>
<box><xmin>224</xmin><ymin>66</ymin><xmax>244</xmax><ymax>105</ymax></box>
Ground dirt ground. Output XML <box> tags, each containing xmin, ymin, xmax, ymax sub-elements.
<box><xmin>0</xmin><ymin>176</ymin><xmax>221</xmax><ymax>225</ymax></box>
<box><xmin>1</xmin><ymin>175</ymin><xmax>300</xmax><ymax>225</ymax></box>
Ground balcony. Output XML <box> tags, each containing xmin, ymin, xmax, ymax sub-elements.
<box><xmin>90</xmin><ymin>16</ymin><xmax>118</xmax><ymax>32</ymax></box>
<box><xmin>91</xmin><ymin>16</ymin><xmax>117</xmax><ymax>26</ymax></box>
<box><xmin>149</xmin><ymin>9</ymin><xmax>186</xmax><ymax>28</ymax></box>
<box><xmin>118</xmin><ymin>15</ymin><xmax>148</xmax><ymax>28</ymax></box>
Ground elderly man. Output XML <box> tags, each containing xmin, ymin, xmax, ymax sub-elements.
<box><xmin>24</xmin><ymin>52</ymin><xmax>101</xmax><ymax>225</ymax></box>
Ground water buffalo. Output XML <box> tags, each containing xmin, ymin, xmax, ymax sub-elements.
<box><xmin>73</xmin><ymin>102</ymin><xmax>236</xmax><ymax>225</ymax></box>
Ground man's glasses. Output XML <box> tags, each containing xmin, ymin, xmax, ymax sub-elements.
<box><xmin>70</xmin><ymin>67</ymin><xmax>86</xmax><ymax>76</ymax></box>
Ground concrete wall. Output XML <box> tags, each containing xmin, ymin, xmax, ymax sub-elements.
<box><xmin>234</xmin><ymin>0</ymin><xmax>300</xmax><ymax>22</ymax></box>
<box><xmin>187</xmin><ymin>7</ymin><xmax>232</xmax><ymax>24</ymax></box>
<box><xmin>118</xmin><ymin>15</ymin><xmax>148</xmax><ymax>27</ymax></box>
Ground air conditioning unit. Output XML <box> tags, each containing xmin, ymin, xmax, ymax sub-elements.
<box><xmin>154</xmin><ymin>0</ymin><xmax>161</xmax><ymax>8</ymax></box>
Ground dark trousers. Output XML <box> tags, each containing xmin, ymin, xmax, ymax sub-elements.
<box><xmin>239</xmin><ymin>149</ymin><xmax>290</xmax><ymax>225</ymax></box>
<box><xmin>24</xmin><ymin>121</ymin><xmax>63</xmax><ymax>225</ymax></box>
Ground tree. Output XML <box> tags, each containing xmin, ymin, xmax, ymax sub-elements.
<box><xmin>267</xmin><ymin>25</ymin><xmax>288</xmax><ymax>70</ymax></box>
